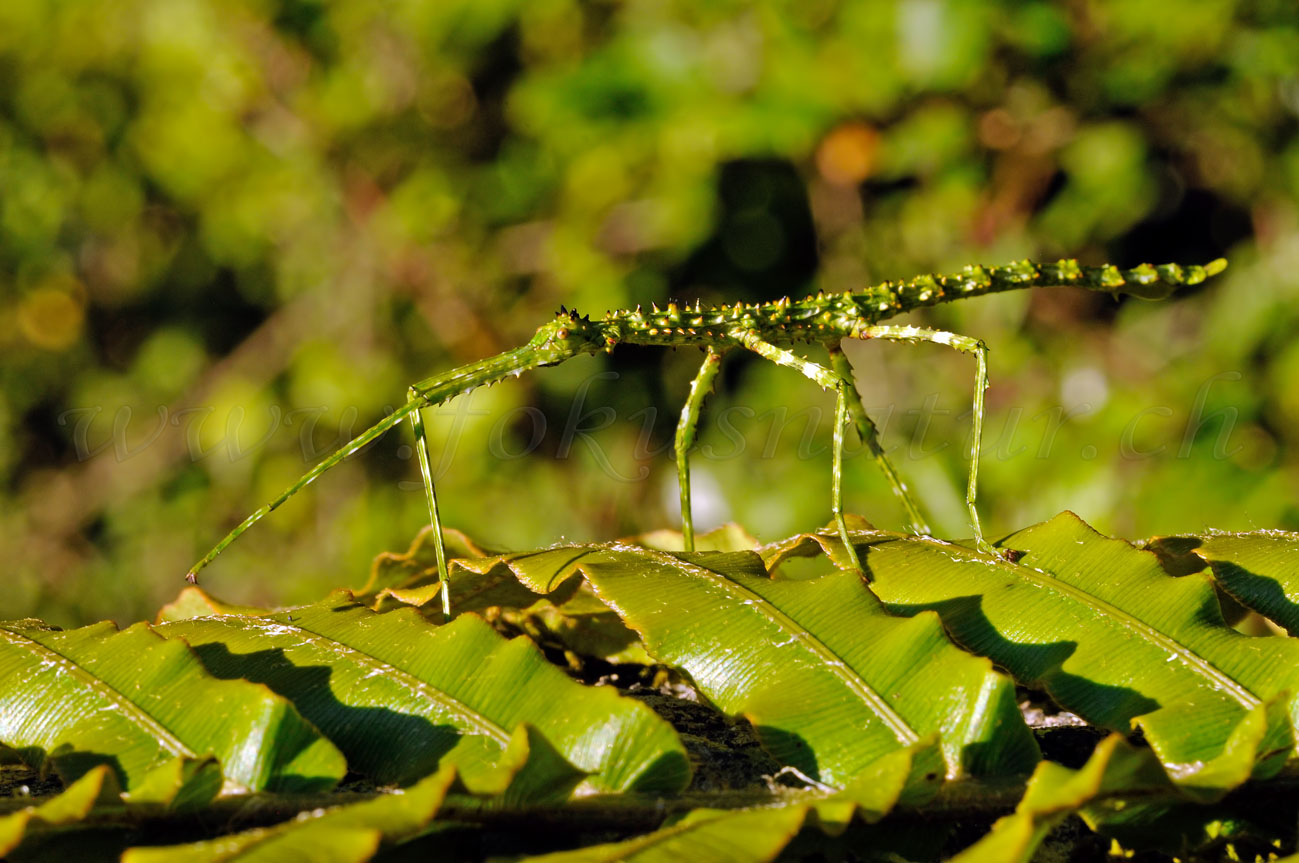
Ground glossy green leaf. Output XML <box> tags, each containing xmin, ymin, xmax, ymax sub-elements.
<box><xmin>849</xmin><ymin>513</ymin><xmax>1299</xmax><ymax>795</ymax></box>
<box><xmin>489</xmin><ymin>590</ymin><xmax>651</xmax><ymax>666</ymax></box>
<box><xmin>160</xmin><ymin>593</ymin><xmax>689</xmax><ymax>793</ymax></box>
<box><xmin>0</xmin><ymin>620</ymin><xmax>346</xmax><ymax>793</ymax></box>
<box><xmin>156</xmin><ymin>588</ymin><xmax>275</xmax><ymax>624</ymax></box>
<box><xmin>359</xmin><ymin>526</ymin><xmax>493</xmax><ymax>597</ymax></box>
<box><xmin>124</xmin><ymin>756</ymin><xmax>224</xmax><ymax>809</ymax></box>
<box><xmin>472</xmin><ymin>723</ymin><xmax>589</xmax><ymax>803</ymax></box>
<box><xmin>1147</xmin><ymin>531</ymin><xmax>1299</xmax><ymax>635</ymax></box>
<box><xmin>357</xmin><ymin>526</ymin><xmax>592</xmax><ymax>615</ymax></box>
<box><xmin>630</xmin><ymin>524</ymin><xmax>762</xmax><ymax>554</ymax></box>
<box><xmin>120</xmin><ymin>764</ymin><xmax>456</xmax><ymax>863</ymax></box>
<box><xmin>0</xmin><ymin>764</ymin><xmax>120</xmax><ymax>857</ymax></box>
<box><xmin>357</xmin><ymin>526</ymin><xmax>551</xmax><ymax>615</ymax></box>
<box><xmin>518</xmin><ymin>804</ymin><xmax>809</xmax><ymax>863</ymax></box>
<box><xmin>951</xmin><ymin>734</ymin><xmax>1170</xmax><ymax>862</ymax></box>
<box><xmin>450</xmin><ymin>545</ymin><xmax>604</xmax><ymax>603</ymax></box>
<box><xmin>807</xmin><ymin>743</ymin><xmax>936</xmax><ymax>834</ymax></box>
<box><xmin>567</xmin><ymin>545</ymin><xmax>1038</xmax><ymax>787</ymax></box>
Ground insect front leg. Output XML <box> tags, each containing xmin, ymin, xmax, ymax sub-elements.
<box><xmin>853</xmin><ymin>325</ymin><xmax>994</xmax><ymax>555</ymax></box>
<box><xmin>733</xmin><ymin>332</ymin><xmax>865</xmax><ymax>573</ymax></box>
<box><xmin>408</xmin><ymin>387</ymin><xmax>452</xmax><ymax>618</ymax></box>
<box><xmin>187</xmin><ymin>398</ymin><xmax>414</xmax><ymax>584</ymax></box>
<box><xmin>675</xmin><ymin>348</ymin><xmax>726</xmax><ymax>552</ymax></box>
<box><xmin>826</xmin><ymin>344</ymin><xmax>932</xmax><ymax>537</ymax></box>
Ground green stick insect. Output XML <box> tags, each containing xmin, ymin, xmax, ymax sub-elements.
<box><xmin>187</xmin><ymin>258</ymin><xmax>1227</xmax><ymax>615</ymax></box>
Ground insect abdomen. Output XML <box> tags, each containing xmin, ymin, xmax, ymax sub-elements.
<box><xmin>602</xmin><ymin>258</ymin><xmax>1225</xmax><ymax>348</ymax></box>
<box><xmin>866</xmin><ymin>258</ymin><xmax>1226</xmax><ymax>313</ymax></box>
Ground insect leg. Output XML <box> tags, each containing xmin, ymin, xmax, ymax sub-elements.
<box><xmin>408</xmin><ymin>387</ymin><xmax>452</xmax><ymax>618</ymax></box>
<box><xmin>186</xmin><ymin>402</ymin><xmax>417</xmax><ymax>584</ymax></box>
<box><xmin>675</xmin><ymin>347</ymin><xmax>725</xmax><ymax>551</ymax></box>
<box><xmin>187</xmin><ymin>340</ymin><xmax>567</xmax><ymax>587</ymax></box>
<box><xmin>734</xmin><ymin>332</ymin><xmax>865</xmax><ymax>572</ymax></box>
<box><xmin>826</xmin><ymin>343</ymin><xmax>932</xmax><ymax>537</ymax></box>
<box><xmin>854</xmin><ymin>325</ymin><xmax>993</xmax><ymax>555</ymax></box>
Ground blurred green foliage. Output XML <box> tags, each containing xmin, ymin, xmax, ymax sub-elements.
<box><xmin>2</xmin><ymin>0</ymin><xmax>1297</xmax><ymax>626</ymax></box>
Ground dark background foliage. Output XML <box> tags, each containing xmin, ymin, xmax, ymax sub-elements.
<box><xmin>2</xmin><ymin>0</ymin><xmax>1296</xmax><ymax>626</ymax></box>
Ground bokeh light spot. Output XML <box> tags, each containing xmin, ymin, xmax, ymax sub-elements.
<box><xmin>816</xmin><ymin>122</ymin><xmax>879</xmax><ymax>186</ymax></box>
<box><xmin>18</xmin><ymin>283</ymin><xmax>85</xmax><ymax>351</ymax></box>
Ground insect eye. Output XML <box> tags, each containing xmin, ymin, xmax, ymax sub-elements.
<box><xmin>557</xmin><ymin>328</ymin><xmax>569</xmax><ymax>339</ymax></box>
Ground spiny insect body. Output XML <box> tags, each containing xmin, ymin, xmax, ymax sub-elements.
<box><xmin>188</xmin><ymin>258</ymin><xmax>1228</xmax><ymax>615</ymax></box>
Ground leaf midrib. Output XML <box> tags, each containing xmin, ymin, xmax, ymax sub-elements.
<box><xmin>0</xmin><ymin>626</ymin><xmax>194</xmax><ymax>759</ymax></box>
<box><xmin>612</xmin><ymin>545</ymin><xmax>919</xmax><ymax>745</ymax></box>
<box><xmin>907</xmin><ymin>542</ymin><xmax>1260</xmax><ymax>710</ymax></box>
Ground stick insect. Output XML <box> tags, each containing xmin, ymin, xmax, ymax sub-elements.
<box><xmin>187</xmin><ymin>258</ymin><xmax>1227</xmax><ymax>614</ymax></box>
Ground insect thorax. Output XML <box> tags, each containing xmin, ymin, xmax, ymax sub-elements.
<box><xmin>594</xmin><ymin>282</ymin><xmax>923</xmax><ymax>348</ymax></box>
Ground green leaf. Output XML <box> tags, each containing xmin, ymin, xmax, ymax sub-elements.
<box><xmin>358</xmin><ymin>525</ymin><xmax>553</xmax><ymax>615</ymax></box>
<box><xmin>160</xmin><ymin>593</ymin><xmax>689</xmax><ymax>794</ymax></box>
<box><xmin>0</xmin><ymin>620</ymin><xmax>346</xmax><ymax>793</ymax></box>
<box><xmin>359</xmin><ymin>526</ymin><xmax>493</xmax><ymax>597</ymax></box>
<box><xmin>0</xmin><ymin>764</ymin><xmax>120</xmax><ymax>857</ymax></box>
<box><xmin>156</xmin><ymin>588</ymin><xmax>274</xmax><ymax>624</ymax></box>
<box><xmin>630</xmin><ymin>524</ymin><xmax>762</xmax><ymax>553</ymax></box>
<box><xmin>489</xmin><ymin>590</ymin><xmax>651</xmax><ymax>666</ymax></box>
<box><xmin>517</xmin><ymin>804</ymin><xmax>809</xmax><ymax>863</ymax></box>
<box><xmin>759</xmin><ymin>524</ymin><xmax>864</xmax><ymax>573</ymax></box>
<box><xmin>472</xmin><ymin>724</ymin><xmax>589</xmax><ymax>803</ymax></box>
<box><xmin>1147</xmin><ymin>530</ymin><xmax>1299</xmax><ymax>635</ymax></box>
<box><xmin>120</xmin><ymin>764</ymin><xmax>456</xmax><ymax>863</ymax></box>
<box><xmin>951</xmin><ymin>734</ymin><xmax>1171</xmax><ymax>862</ymax></box>
<box><xmin>856</xmin><ymin>513</ymin><xmax>1299</xmax><ymax>795</ymax></box>
<box><xmin>808</xmin><ymin>743</ymin><xmax>936</xmax><ymax>835</ymax></box>
<box><xmin>359</xmin><ymin>529</ymin><xmax>586</xmax><ymax>615</ymax></box>
<box><xmin>125</xmin><ymin>756</ymin><xmax>224</xmax><ymax>809</ymax></box>
<box><xmin>451</xmin><ymin>545</ymin><xmax>603</xmax><ymax>603</ymax></box>
<box><xmin>573</xmin><ymin>546</ymin><xmax>1038</xmax><ymax>787</ymax></box>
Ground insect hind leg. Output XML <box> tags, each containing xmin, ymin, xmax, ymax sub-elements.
<box><xmin>853</xmin><ymin>325</ymin><xmax>994</xmax><ymax>555</ymax></box>
<box><xmin>408</xmin><ymin>387</ymin><xmax>452</xmax><ymax>617</ymax></box>
<box><xmin>734</xmin><ymin>332</ymin><xmax>865</xmax><ymax>573</ymax></box>
<box><xmin>827</xmin><ymin>343</ymin><xmax>932</xmax><ymax>537</ymax></box>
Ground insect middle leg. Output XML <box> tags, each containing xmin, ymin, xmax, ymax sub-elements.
<box><xmin>853</xmin><ymin>325</ymin><xmax>993</xmax><ymax>555</ymax></box>
<box><xmin>734</xmin><ymin>332</ymin><xmax>865</xmax><ymax>572</ymax></box>
<box><xmin>826</xmin><ymin>343</ymin><xmax>932</xmax><ymax>537</ymax></box>
<box><xmin>408</xmin><ymin>386</ymin><xmax>453</xmax><ymax>618</ymax></box>
<box><xmin>675</xmin><ymin>347</ymin><xmax>725</xmax><ymax>552</ymax></box>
